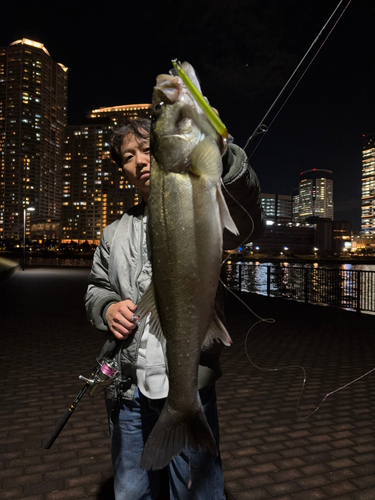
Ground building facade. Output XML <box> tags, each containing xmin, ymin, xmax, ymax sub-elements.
<box><xmin>61</xmin><ymin>104</ymin><xmax>151</xmax><ymax>245</ymax></box>
<box><xmin>351</xmin><ymin>233</ymin><xmax>375</xmax><ymax>253</ymax></box>
<box><xmin>252</xmin><ymin>225</ymin><xmax>315</xmax><ymax>255</ymax></box>
<box><xmin>88</xmin><ymin>104</ymin><xmax>151</xmax><ymax>125</ymax></box>
<box><xmin>361</xmin><ymin>133</ymin><xmax>375</xmax><ymax>234</ymax></box>
<box><xmin>313</xmin><ymin>219</ymin><xmax>352</xmax><ymax>254</ymax></box>
<box><xmin>0</xmin><ymin>39</ymin><xmax>67</xmax><ymax>240</ymax></box>
<box><xmin>261</xmin><ymin>193</ymin><xmax>293</xmax><ymax>226</ymax></box>
<box><xmin>296</xmin><ymin>169</ymin><xmax>334</xmax><ymax>224</ymax></box>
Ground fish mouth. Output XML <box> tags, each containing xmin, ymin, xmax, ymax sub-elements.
<box><xmin>154</xmin><ymin>75</ymin><xmax>180</xmax><ymax>104</ymax></box>
<box><xmin>157</xmin><ymin>129</ymin><xmax>204</xmax><ymax>144</ymax></box>
<box><xmin>158</xmin><ymin>133</ymin><xmax>193</xmax><ymax>141</ymax></box>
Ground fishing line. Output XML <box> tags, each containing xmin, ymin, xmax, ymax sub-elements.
<box><xmin>221</xmin><ymin>172</ymin><xmax>375</xmax><ymax>419</ymax></box>
<box><xmin>224</xmin><ymin>0</ymin><xmax>375</xmax><ymax>418</ymax></box>
<box><xmin>220</xmin><ymin>180</ymin><xmax>308</xmax><ymax>412</ymax></box>
<box><xmin>243</xmin><ymin>0</ymin><xmax>352</xmax><ymax>158</ymax></box>
<box><xmin>298</xmin><ymin>366</ymin><xmax>375</xmax><ymax>420</ymax></box>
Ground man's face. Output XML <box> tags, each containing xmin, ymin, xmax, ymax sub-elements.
<box><xmin>120</xmin><ymin>132</ymin><xmax>151</xmax><ymax>201</ymax></box>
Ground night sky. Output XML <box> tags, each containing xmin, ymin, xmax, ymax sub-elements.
<box><xmin>2</xmin><ymin>0</ymin><xmax>374</xmax><ymax>230</ymax></box>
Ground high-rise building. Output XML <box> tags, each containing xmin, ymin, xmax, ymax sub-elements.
<box><xmin>88</xmin><ymin>104</ymin><xmax>151</xmax><ymax>124</ymax></box>
<box><xmin>61</xmin><ymin>104</ymin><xmax>151</xmax><ymax>245</ymax></box>
<box><xmin>296</xmin><ymin>169</ymin><xmax>333</xmax><ymax>223</ymax></box>
<box><xmin>361</xmin><ymin>133</ymin><xmax>375</xmax><ymax>234</ymax></box>
<box><xmin>261</xmin><ymin>193</ymin><xmax>292</xmax><ymax>226</ymax></box>
<box><xmin>0</xmin><ymin>39</ymin><xmax>68</xmax><ymax>240</ymax></box>
<box><xmin>292</xmin><ymin>187</ymin><xmax>300</xmax><ymax>225</ymax></box>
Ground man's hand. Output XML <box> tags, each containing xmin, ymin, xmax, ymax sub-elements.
<box><xmin>106</xmin><ymin>300</ymin><xmax>138</xmax><ymax>340</ymax></box>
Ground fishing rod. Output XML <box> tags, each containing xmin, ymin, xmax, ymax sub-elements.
<box><xmin>42</xmin><ymin>339</ymin><xmax>128</xmax><ymax>449</ymax></box>
<box><xmin>243</xmin><ymin>0</ymin><xmax>352</xmax><ymax>157</ymax></box>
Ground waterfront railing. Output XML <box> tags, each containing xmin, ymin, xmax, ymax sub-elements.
<box><xmin>16</xmin><ymin>257</ymin><xmax>375</xmax><ymax>314</ymax></box>
<box><xmin>27</xmin><ymin>256</ymin><xmax>93</xmax><ymax>267</ymax></box>
<box><xmin>228</xmin><ymin>264</ymin><xmax>375</xmax><ymax>314</ymax></box>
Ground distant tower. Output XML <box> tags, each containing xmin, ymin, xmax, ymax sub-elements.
<box><xmin>297</xmin><ymin>169</ymin><xmax>333</xmax><ymax>223</ymax></box>
<box><xmin>361</xmin><ymin>133</ymin><xmax>375</xmax><ymax>234</ymax></box>
<box><xmin>61</xmin><ymin>104</ymin><xmax>151</xmax><ymax>245</ymax></box>
<box><xmin>0</xmin><ymin>39</ymin><xmax>68</xmax><ymax>239</ymax></box>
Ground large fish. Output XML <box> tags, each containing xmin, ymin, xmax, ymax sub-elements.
<box><xmin>138</xmin><ymin>62</ymin><xmax>238</xmax><ymax>471</ymax></box>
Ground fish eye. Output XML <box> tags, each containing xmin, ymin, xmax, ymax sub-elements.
<box><xmin>154</xmin><ymin>102</ymin><xmax>164</xmax><ymax>113</ymax></box>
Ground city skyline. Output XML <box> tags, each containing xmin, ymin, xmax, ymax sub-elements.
<box><xmin>0</xmin><ymin>38</ymin><xmax>67</xmax><ymax>239</ymax></box>
<box><xmin>0</xmin><ymin>36</ymin><xmax>367</xmax><ymax>240</ymax></box>
<box><xmin>2</xmin><ymin>0</ymin><xmax>375</xmax><ymax>231</ymax></box>
<box><xmin>61</xmin><ymin>104</ymin><xmax>151</xmax><ymax>244</ymax></box>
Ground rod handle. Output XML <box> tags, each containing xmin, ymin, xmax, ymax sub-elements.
<box><xmin>42</xmin><ymin>409</ymin><xmax>73</xmax><ymax>449</ymax></box>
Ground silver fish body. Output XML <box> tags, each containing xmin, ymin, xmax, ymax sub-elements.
<box><xmin>139</xmin><ymin>62</ymin><xmax>238</xmax><ymax>471</ymax></box>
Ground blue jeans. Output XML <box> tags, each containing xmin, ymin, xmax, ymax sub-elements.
<box><xmin>106</xmin><ymin>385</ymin><xmax>226</xmax><ymax>500</ymax></box>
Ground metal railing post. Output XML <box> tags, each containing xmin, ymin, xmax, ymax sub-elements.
<box><xmin>223</xmin><ymin>264</ymin><xmax>374</xmax><ymax>314</ymax></box>
<box><xmin>304</xmin><ymin>268</ymin><xmax>309</xmax><ymax>303</ymax></box>
<box><xmin>356</xmin><ymin>270</ymin><xmax>361</xmax><ymax>313</ymax></box>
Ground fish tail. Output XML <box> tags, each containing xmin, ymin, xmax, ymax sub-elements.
<box><xmin>140</xmin><ymin>397</ymin><xmax>218</xmax><ymax>471</ymax></box>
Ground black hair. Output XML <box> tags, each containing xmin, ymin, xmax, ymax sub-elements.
<box><xmin>110</xmin><ymin>117</ymin><xmax>151</xmax><ymax>168</ymax></box>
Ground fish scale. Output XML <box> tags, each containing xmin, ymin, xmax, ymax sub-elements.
<box><xmin>138</xmin><ymin>62</ymin><xmax>238</xmax><ymax>471</ymax></box>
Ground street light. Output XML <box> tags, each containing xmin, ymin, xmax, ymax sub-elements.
<box><xmin>22</xmin><ymin>206</ymin><xmax>35</xmax><ymax>270</ymax></box>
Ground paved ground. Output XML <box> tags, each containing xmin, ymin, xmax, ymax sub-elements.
<box><xmin>1</xmin><ymin>267</ymin><xmax>375</xmax><ymax>499</ymax></box>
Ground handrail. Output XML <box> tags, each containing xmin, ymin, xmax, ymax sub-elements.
<box><xmin>227</xmin><ymin>264</ymin><xmax>375</xmax><ymax>314</ymax></box>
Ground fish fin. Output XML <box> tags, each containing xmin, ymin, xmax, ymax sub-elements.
<box><xmin>140</xmin><ymin>396</ymin><xmax>218</xmax><ymax>471</ymax></box>
<box><xmin>191</xmin><ymin>137</ymin><xmax>238</xmax><ymax>235</ymax></box>
<box><xmin>181</xmin><ymin>61</ymin><xmax>202</xmax><ymax>93</ymax></box>
<box><xmin>137</xmin><ymin>280</ymin><xmax>164</xmax><ymax>343</ymax></box>
<box><xmin>191</xmin><ymin>137</ymin><xmax>222</xmax><ymax>179</ymax></box>
<box><xmin>202</xmin><ymin>312</ymin><xmax>232</xmax><ymax>348</ymax></box>
<box><xmin>216</xmin><ymin>184</ymin><xmax>239</xmax><ymax>235</ymax></box>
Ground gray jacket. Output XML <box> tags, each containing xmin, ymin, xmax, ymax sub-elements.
<box><xmin>85</xmin><ymin>143</ymin><xmax>265</xmax><ymax>400</ymax></box>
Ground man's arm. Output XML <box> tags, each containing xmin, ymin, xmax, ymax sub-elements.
<box><xmin>85</xmin><ymin>229</ymin><xmax>139</xmax><ymax>339</ymax></box>
<box><xmin>84</xmin><ymin>227</ymin><xmax>122</xmax><ymax>332</ymax></box>
<box><xmin>221</xmin><ymin>143</ymin><xmax>265</xmax><ymax>250</ymax></box>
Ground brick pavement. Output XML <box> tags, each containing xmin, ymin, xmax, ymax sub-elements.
<box><xmin>0</xmin><ymin>267</ymin><xmax>375</xmax><ymax>499</ymax></box>
<box><xmin>219</xmin><ymin>289</ymin><xmax>375</xmax><ymax>500</ymax></box>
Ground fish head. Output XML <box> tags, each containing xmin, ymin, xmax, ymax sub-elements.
<box><xmin>151</xmin><ymin>63</ymin><xmax>213</xmax><ymax>173</ymax></box>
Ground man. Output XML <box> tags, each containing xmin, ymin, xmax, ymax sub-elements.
<box><xmin>85</xmin><ymin>117</ymin><xmax>264</xmax><ymax>500</ymax></box>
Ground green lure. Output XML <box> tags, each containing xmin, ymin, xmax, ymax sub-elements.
<box><xmin>172</xmin><ymin>59</ymin><xmax>228</xmax><ymax>139</ymax></box>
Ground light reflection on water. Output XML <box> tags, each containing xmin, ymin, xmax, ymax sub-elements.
<box><xmin>225</xmin><ymin>261</ymin><xmax>375</xmax><ymax>313</ymax></box>
<box><xmin>225</xmin><ymin>261</ymin><xmax>269</xmax><ymax>295</ymax></box>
